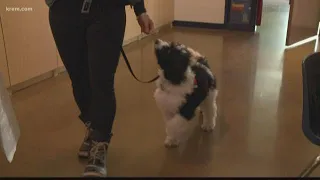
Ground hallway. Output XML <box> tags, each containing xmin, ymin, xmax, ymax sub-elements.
<box><xmin>0</xmin><ymin>7</ymin><xmax>319</xmax><ymax>177</ymax></box>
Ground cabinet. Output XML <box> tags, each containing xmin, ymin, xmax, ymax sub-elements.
<box><xmin>0</xmin><ymin>18</ymin><xmax>10</xmax><ymax>88</ymax></box>
<box><xmin>0</xmin><ymin>0</ymin><xmax>58</xmax><ymax>85</ymax></box>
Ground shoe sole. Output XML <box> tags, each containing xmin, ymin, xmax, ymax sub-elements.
<box><xmin>82</xmin><ymin>172</ymin><xmax>106</xmax><ymax>177</ymax></box>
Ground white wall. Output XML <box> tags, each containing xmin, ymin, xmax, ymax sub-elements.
<box><xmin>174</xmin><ymin>0</ymin><xmax>225</xmax><ymax>24</ymax></box>
<box><xmin>263</xmin><ymin>0</ymin><xmax>289</xmax><ymax>5</ymax></box>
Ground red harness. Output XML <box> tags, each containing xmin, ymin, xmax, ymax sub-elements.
<box><xmin>194</xmin><ymin>78</ymin><xmax>198</xmax><ymax>88</ymax></box>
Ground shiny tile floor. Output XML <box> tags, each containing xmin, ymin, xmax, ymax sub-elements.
<box><xmin>1</xmin><ymin>5</ymin><xmax>320</xmax><ymax>177</ymax></box>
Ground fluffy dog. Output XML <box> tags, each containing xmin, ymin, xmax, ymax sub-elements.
<box><xmin>153</xmin><ymin>39</ymin><xmax>218</xmax><ymax>148</ymax></box>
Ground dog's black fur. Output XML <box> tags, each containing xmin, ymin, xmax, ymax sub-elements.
<box><xmin>155</xmin><ymin>41</ymin><xmax>191</xmax><ymax>85</ymax></box>
<box><xmin>154</xmin><ymin>40</ymin><xmax>217</xmax><ymax>120</ymax></box>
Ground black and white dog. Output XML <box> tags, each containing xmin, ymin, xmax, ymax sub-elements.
<box><xmin>154</xmin><ymin>39</ymin><xmax>218</xmax><ymax>148</ymax></box>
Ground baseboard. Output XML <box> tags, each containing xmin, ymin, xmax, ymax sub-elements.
<box><xmin>8</xmin><ymin>23</ymin><xmax>172</xmax><ymax>93</ymax></box>
<box><xmin>172</xmin><ymin>20</ymin><xmax>226</xmax><ymax>30</ymax></box>
<box><xmin>9</xmin><ymin>70</ymin><xmax>56</xmax><ymax>93</ymax></box>
<box><xmin>53</xmin><ymin>66</ymin><xmax>67</xmax><ymax>76</ymax></box>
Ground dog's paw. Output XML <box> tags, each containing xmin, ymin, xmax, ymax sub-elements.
<box><xmin>164</xmin><ymin>137</ymin><xmax>179</xmax><ymax>148</ymax></box>
<box><xmin>201</xmin><ymin>123</ymin><xmax>215</xmax><ymax>132</ymax></box>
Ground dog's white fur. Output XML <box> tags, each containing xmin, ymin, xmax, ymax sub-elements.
<box><xmin>154</xmin><ymin>41</ymin><xmax>218</xmax><ymax>148</ymax></box>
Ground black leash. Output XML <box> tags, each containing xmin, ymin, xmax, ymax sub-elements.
<box><xmin>120</xmin><ymin>47</ymin><xmax>159</xmax><ymax>83</ymax></box>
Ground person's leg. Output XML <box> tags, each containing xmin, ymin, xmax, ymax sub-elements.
<box><xmin>82</xmin><ymin>1</ymin><xmax>126</xmax><ymax>177</ymax></box>
<box><xmin>48</xmin><ymin>0</ymin><xmax>93</xmax><ymax>158</ymax></box>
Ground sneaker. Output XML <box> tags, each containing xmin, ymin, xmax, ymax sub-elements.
<box><xmin>78</xmin><ymin>122</ymin><xmax>93</xmax><ymax>158</ymax></box>
<box><xmin>82</xmin><ymin>141</ymin><xmax>108</xmax><ymax>177</ymax></box>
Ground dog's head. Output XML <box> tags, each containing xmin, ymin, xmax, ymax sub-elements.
<box><xmin>154</xmin><ymin>39</ymin><xmax>191</xmax><ymax>85</ymax></box>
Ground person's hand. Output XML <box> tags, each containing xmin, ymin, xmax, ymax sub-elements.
<box><xmin>137</xmin><ymin>13</ymin><xmax>154</xmax><ymax>34</ymax></box>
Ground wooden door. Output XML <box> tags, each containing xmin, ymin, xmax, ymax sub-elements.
<box><xmin>286</xmin><ymin>0</ymin><xmax>320</xmax><ymax>46</ymax></box>
<box><xmin>0</xmin><ymin>0</ymin><xmax>58</xmax><ymax>85</ymax></box>
<box><xmin>0</xmin><ymin>17</ymin><xmax>11</xmax><ymax>88</ymax></box>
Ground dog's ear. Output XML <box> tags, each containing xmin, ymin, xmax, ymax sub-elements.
<box><xmin>181</xmin><ymin>48</ymin><xmax>189</xmax><ymax>56</ymax></box>
<box><xmin>177</xmin><ymin>47</ymin><xmax>191</xmax><ymax>61</ymax></box>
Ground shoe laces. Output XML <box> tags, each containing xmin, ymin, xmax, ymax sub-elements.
<box><xmin>89</xmin><ymin>141</ymin><xmax>108</xmax><ymax>164</ymax></box>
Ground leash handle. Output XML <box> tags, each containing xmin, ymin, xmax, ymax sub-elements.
<box><xmin>120</xmin><ymin>47</ymin><xmax>159</xmax><ymax>83</ymax></box>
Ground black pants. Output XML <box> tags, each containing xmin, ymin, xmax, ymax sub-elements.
<box><xmin>49</xmin><ymin>0</ymin><xmax>126</xmax><ymax>142</ymax></box>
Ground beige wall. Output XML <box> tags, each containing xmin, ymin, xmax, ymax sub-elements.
<box><xmin>0</xmin><ymin>0</ymin><xmax>174</xmax><ymax>87</ymax></box>
<box><xmin>174</xmin><ymin>0</ymin><xmax>225</xmax><ymax>24</ymax></box>
<box><xmin>291</xmin><ymin>0</ymin><xmax>320</xmax><ymax>28</ymax></box>
<box><xmin>124</xmin><ymin>0</ymin><xmax>174</xmax><ymax>41</ymax></box>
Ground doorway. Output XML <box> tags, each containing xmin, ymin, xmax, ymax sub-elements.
<box><xmin>224</xmin><ymin>0</ymin><xmax>258</xmax><ymax>32</ymax></box>
<box><xmin>285</xmin><ymin>0</ymin><xmax>320</xmax><ymax>47</ymax></box>
<box><xmin>256</xmin><ymin>0</ymin><xmax>290</xmax><ymax>36</ymax></box>
<box><xmin>224</xmin><ymin>0</ymin><xmax>320</xmax><ymax>48</ymax></box>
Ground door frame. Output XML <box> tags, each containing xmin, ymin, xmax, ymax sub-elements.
<box><xmin>285</xmin><ymin>0</ymin><xmax>320</xmax><ymax>46</ymax></box>
<box><xmin>285</xmin><ymin>0</ymin><xmax>294</xmax><ymax>45</ymax></box>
